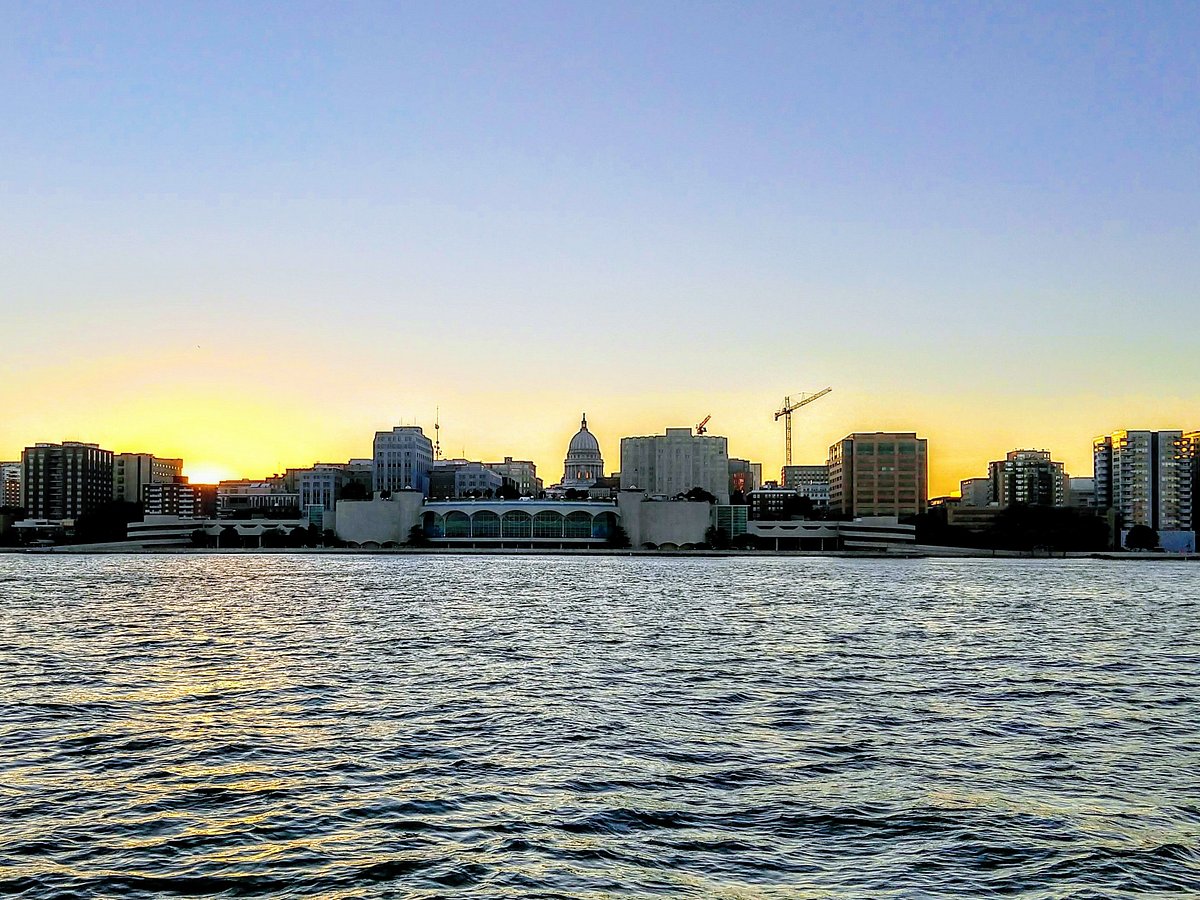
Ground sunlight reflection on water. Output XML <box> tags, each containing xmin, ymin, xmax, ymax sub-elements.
<box><xmin>1</xmin><ymin>554</ymin><xmax>1198</xmax><ymax>897</ymax></box>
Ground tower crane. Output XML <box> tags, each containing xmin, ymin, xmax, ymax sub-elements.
<box><xmin>774</xmin><ymin>387</ymin><xmax>832</xmax><ymax>467</ymax></box>
<box><xmin>696</xmin><ymin>415</ymin><xmax>711</xmax><ymax>435</ymax></box>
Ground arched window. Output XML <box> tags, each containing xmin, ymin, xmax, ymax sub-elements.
<box><xmin>472</xmin><ymin>510</ymin><xmax>500</xmax><ymax>538</ymax></box>
<box><xmin>564</xmin><ymin>511</ymin><xmax>592</xmax><ymax>538</ymax></box>
<box><xmin>501</xmin><ymin>511</ymin><xmax>532</xmax><ymax>538</ymax></box>
<box><xmin>423</xmin><ymin>511</ymin><xmax>444</xmax><ymax>538</ymax></box>
<box><xmin>533</xmin><ymin>511</ymin><xmax>564</xmax><ymax>538</ymax></box>
<box><xmin>592</xmin><ymin>511</ymin><xmax>616</xmax><ymax>539</ymax></box>
<box><xmin>444</xmin><ymin>511</ymin><xmax>470</xmax><ymax>538</ymax></box>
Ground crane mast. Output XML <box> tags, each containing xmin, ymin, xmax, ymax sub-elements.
<box><xmin>774</xmin><ymin>387</ymin><xmax>832</xmax><ymax>467</ymax></box>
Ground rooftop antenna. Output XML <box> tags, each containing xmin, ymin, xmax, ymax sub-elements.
<box><xmin>434</xmin><ymin>407</ymin><xmax>441</xmax><ymax>460</ymax></box>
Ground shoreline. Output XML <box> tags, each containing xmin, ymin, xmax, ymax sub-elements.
<box><xmin>2</xmin><ymin>545</ymin><xmax>1197</xmax><ymax>561</ymax></box>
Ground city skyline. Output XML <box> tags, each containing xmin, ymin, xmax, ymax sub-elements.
<box><xmin>5</xmin><ymin>394</ymin><xmax>1196</xmax><ymax>498</ymax></box>
<box><xmin>3</xmin><ymin>4</ymin><xmax>1197</xmax><ymax>497</ymax></box>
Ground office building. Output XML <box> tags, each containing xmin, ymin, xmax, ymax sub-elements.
<box><xmin>959</xmin><ymin>477</ymin><xmax>991</xmax><ymax>507</ymax></box>
<box><xmin>296</xmin><ymin>465</ymin><xmax>349</xmax><ymax>514</ymax></box>
<box><xmin>827</xmin><ymin>433</ymin><xmax>928</xmax><ymax>518</ymax></box>
<box><xmin>113</xmin><ymin>453</ymin><xmax>183</xmax><ymax>504</ymax></box>
<box><xmin>781</xmin><ymin>465</ymin><xmax>830</xmax><ymax>507</ymax></box>
<box><xmin>1064</xmin><ymin>475</ymin><xmax>1096</xmax><ymax>509</ymax></box>
<box><xmin>988</xmin><ymin>449</ymin><xmax>1065</xmax><ymax>507</ymax></box>
<box><xmin>373</xmin><ymin>426</ymin><xmax>434</xmax><ymax>495</ymax></box>
<box><xmin>430</xmin><ymin>460</ymin><xmax>506</xmax><ymax>499</ymax></box>
<box><xmin>1094</xmin><ymin>430</ymin><xmax>1191</xmax><ymax>531</ymax></box>
<box><xmin>486</xmin><ymin>457</ymin><xmax>541</xmax><ymax>496</ymax></box>
<box><xmin>620</xmin><ymin>427</ymin><xmax>730</xmax><ymax>504</ymax></box>
<box><xmin>746</xmin><ymin>487</ymin><xmax>803</xmax><ymax>520</ymax></box>
<box><xmin>21</xmin><ymin>442</ymin><xmax>115</xmax><ymax>521</ymax></box>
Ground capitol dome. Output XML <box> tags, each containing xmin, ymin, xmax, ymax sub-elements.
<box><xmin>562</xmin><ymin>413</ymin><xmax>604</xmax><ymax>488</ymax></box>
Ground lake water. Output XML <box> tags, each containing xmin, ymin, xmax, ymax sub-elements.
<box><xmin>1</xmin><ymin>554</ymin><xmax>1198</xmax><ymax>898</ymax></box>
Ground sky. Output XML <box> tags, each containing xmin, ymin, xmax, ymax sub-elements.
<box><xmin>2</xmin><ymin>1</ymin><xmax>1198</xmax><ymax>493</ymax></box>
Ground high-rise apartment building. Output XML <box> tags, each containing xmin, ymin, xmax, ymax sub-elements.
<box><xmin>1093</xmin><ymin>430</ymin><xmax>1191</xmax><ymax>531</ymax></box>
<box><xmin>988</xmin><ymin>449</ymin><xmax>1065</xmax><ymax>507</ymax></box>
<box><xmin>372</xmin><ymin>426</ymin><xmax>434</xmax><ymax>495</ymax></box>
<box><xmin>827</xmin><ymin>433</ymin><xmax>928</xmax><ymax>518</ymax></box>
<box><xmin>1</xmin><ymin>462</ymin><xmax>21</xmax><ymax>508</ymax></box>
<box><xmin>21</xmin><ymin>442</ymin><xmax>115</xmax><ymax>521</ymax></box>
<box><xmin>781</xmin><ymin>465</ymin><xmax>830</xmax><ymax>507</ymax></box>
<box><xmin>620</xmin><ymin>428</ymin><xmax>730</xmax><ymax>503</ymax></box>
<box><xmin>113</xmin><ymin>453</ymin><xmax>184</xmax><ymax>504</ymax></box>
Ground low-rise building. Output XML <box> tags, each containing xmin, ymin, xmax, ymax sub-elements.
<box><xmin>747</xmin><ymin>517</ymin><xmax>916</xmax><ymax>551</ymax></box>
<box><xmin>217</xmin><ymin>480</ymin><xmax>301</xmax><ymax>519</ymax></box>
<box><xmin>781</xmin><ymin>465</ymin><xmax>830</xmax><ymax>507</ymax></box>
<box><xmin>485</xmin><ymin>457</ymin><xmax>541</xmax><ymax>496</ymax></box>
<box><xmin>143</xmin><ymin>480</ymin><xmax>201</xmax><ymax>517</ymax></box>
<box><xmin>1064</xmin><ymin>475</ymin><xmax>1096</xmax><ymax>509</ymax></box>
<box><xmin>746</xmin><ymin>487</ymin><xmax>804</xmax><ymax>520</ymax></box>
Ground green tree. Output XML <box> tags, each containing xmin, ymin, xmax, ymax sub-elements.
<box><xmin>605</xmin><ymin>524</ymin><xmax>631</xmax><ymax>549</ymax></box>
<box><xmin>260</xmin><ymin>527</ymin><xmax>286</xmax><ymax>548</ymax></box>
<box><xmin>684</xmin><ymin>487</ymin><xmax>717</xmax><ymax>503</ymax></box>
<box><xmin>73</xmin><ymin>501</ymin><xmax>144</xmax><ymax>543</ymax></box>
<box><xmin>496</xmin><ymin>483</ymin><xmax>520</xmax><ymax>500</ymax></box>
<box><xmin>406</xmin><ymin>523</ymin><xmax>429</xmax><ymax>547</ymax></box>
<box><xmin>705</xmin><ymin>526</ymin><xmax>731</xmax><ymax>550</ymax></box>
<box><xmin>341</xmin><ymin>482</ymin><xmax>370</xmax><ymax>501</ymax></box>
<box><xmin>1124</xmin><ymin>524</ymin><xmax>1159</xmax><ymax>551</ymax></box>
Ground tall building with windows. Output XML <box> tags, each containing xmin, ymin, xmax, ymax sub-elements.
<box><xmin>620</xmin><ymin>427</ymin><xmax>730</xmax><ymax>503</ymax></box>
<box><xmin>113</xmin><ymin>453</ymin><xmax>184</xmax><ymax>504</ymax></box>
<box><xmin>1</xmin><ymin>462</ymin><xmax>21</xmax><ymax>508</ymax></box>
<box><xmin>1093</xmin><ymin>430</ymin><xmax>1191</xmax><ymax>531</ymax></box>
<box><xmin>372</xmin><ymin>426</ymin><xmax>434</xmax><ymax>495</ymax></box>
<box><xmin>827</xmin><ymin>433</ymin><xmax>927</xmax><ymax>518</ymax></box>
<box><xmin>987</xmin><ymin>449</ymin><xmax>1065</xmax><ymax>507</ymax></box>
<box><xmin>21</xmin><ymin>442</ymin><xmax>115</xmax><ymax>521</ymax></box>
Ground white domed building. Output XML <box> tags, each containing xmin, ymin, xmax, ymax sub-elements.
<box><xmin>561</xmin><ymin>413</ymin><xmax>605</xmax><ymax>490</ymax></box>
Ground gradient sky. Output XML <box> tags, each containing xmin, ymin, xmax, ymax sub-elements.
<box><xmin>2</xmin><ymin>2</ymin><xmax>1198</xmax><ymax>493</ymax></box>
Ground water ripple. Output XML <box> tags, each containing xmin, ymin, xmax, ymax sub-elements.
<box><xmin>1</xmin><ymin>554</ymin><xmax>1198</xmax><ymax>897</ymax></box>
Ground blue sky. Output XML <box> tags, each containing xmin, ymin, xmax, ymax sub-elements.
<box><xmin>2</xmin><ymin>2</ymin><xmax>1198</xmax><ymax>489</ymax></box>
